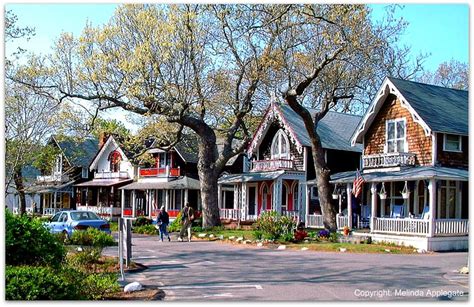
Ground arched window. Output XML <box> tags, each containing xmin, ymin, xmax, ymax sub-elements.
<box><xmin>271</xmin><ymin>129</ymin><xmax>290</xmax><ymax>159</ymax></box>
<box><xmin>109</xmin><ymin>151</ymin><xmax>122</xmax><ymax>172</ymax></box>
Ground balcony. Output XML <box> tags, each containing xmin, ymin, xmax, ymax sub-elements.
<box><xmin>139</xmin><ymin>166</ymin><xmax>180</xmax><ymax>178</ymax></box>
<box><xmin>94</xmin><ymin>171</ymin><xmax>129</xmax><ymax>179</ymax></box>
<box><xmin>250</xmin><ymin>159</ymin><xmax>294</xmax><ymax>172</ymax></box>
<box><xmin>362</xmin><ymin>152</ymin><xmax>416</xmax><ymax>169</ymax></box>
<box><xmin>37</xmin><ymin>173</ymin><xmax>69</xmax><ymax>183</ymax></box>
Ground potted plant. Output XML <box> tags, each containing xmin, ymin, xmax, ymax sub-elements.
<box><xmin>332</xmin><ymin>185</ymin><xmax>340</xmax><ymax>200</ymax></box>
<box><xmin>401</xmin><ymin>181</ymin><xmax>410</xmax><ymax>199</ymax></box>
<box><xmin>343</xmin><ymin>226</ymin><xmax>350</xmax><ymax>236</ymax></box>
<box><xmin>379</xmin><ymin>182</ymin><xmax>387</xmax><ymax>200</ymax></box>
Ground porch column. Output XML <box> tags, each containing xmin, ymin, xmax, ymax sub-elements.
<box><xmin>273</xmin><ymin>177</ymin><xmax>282</xmax><ymax>214</ymax></box>
<box><xmin>121</xmin><ymin>188</ymin><xmax>125</xmax><ymax>218</ymax></box>
<box><xmin>298</xmin><ymin>181</ymin><xmax>304</xmax><ymax>221</ymax></box>
<box><xmin>85</xmin><ymin>188</ymin><xmax>89</xmax><ymax>207</ymax></box>
<box><xmin>455</xmin><ymin>181</ymin><xmax>461</xmax><ymax>219</ymax></box>
<box><xmin>370</xmin><ymin>182</ymin><xmax>377</xmax><ymax>232</ymax></box>
<box><xmin>305</xmin><ymin>186</ymin><xmax>310</xmax><ymax>227</ymax></box>
<box><xmin>428</xmin><ymin>179</ymin><xmax>437</xmax><ymax>237</ymax></box>
<box><xmin>132</xmin><ymin>190</ymin><xmax>136</xmax><ymax>217</ymax></box>
<box><xmin>165</xmin><ymin>190</ymin><xmax>170</xmax><ymax>211</ymax></box>
<box><xmin>147</xmin><ymin>190</ymin><xmax>152</xmax><ymax>219</ymax></box>
<box><xmin>53</xmin><ymin>191</ymin><xmax>57</xmax><ymax>210</ymax></box>
<box><xmin>184</xmin><ymin>189</ymin><xmax>189</xmax><ymax>207</ymax></box>
<box><xmin>346</xmin><ymin>183</ymin><xmax>353</xmax><ymax>229</ymax></box>
<box><xmin>241</xmin><ymin>183</ymin><xmax>247</xmax><ymax>220</ymax></box>
<box><xmin>217</xmin><ymin>184</ymin><xmax>222</xmax><ymax>209</ymax></box>
<box><xmin>42</xmin><ymin>194</ymin><xmax>46</xmax><ymax>215</ymax></box>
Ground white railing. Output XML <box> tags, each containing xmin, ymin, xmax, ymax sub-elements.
<box><xmin>282</xmin><ymin>210</ymin><xmax>299</xmax><ymax>220</ymax></box>
<box><xmin>434</xmin><ymin>219</ymin><xmax>469</xmax><ymax>236</ymax></box>
<box><xmin>251</xmin><ymin>159</ymin><xmax>294</xmax><ymax>172</ymax></box>
<box><xmin>373</xmin><ymin>217</ymin><xmax>429</xmax><ymax>235</ymax></box>
<box><xmin>77</xmin><ymin>205</ymin><xmax>121</xmax><ymax>221</ymax></box>
<box><xmin>94</xmin><ymin>171</ymin><xmax>129</xmax><ymax>179</ymax></box>
<box><xmin>220</xmin><ymin>209</ymin><xmax>240</xmax><ymax>220</ymax></box>
<box><xmin>362</xmin><ymin>152</ymin><xmax>416</xmax><ymax>169</ymax></box>
<box><xmin>37</xmin><ymin>174</ymin><xmax>69</xmax><ymax>183</ymax></box>
<box><xmin>43</xmin><ymin>208</ymin><xmax>64</xmax><ymax>216</ymax></box>
<box><xmin>336</xmin><ymin>214</ymin><xmax>349</xmax><ymax>229</ymax></box>
<box><xmin>306</xmin><ymin>214</ymin><xmax>324</xmax><ymax>228</ymax></box>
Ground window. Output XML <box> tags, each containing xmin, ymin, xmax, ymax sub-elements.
<box><xmin>443</xmin><ymin>134</ymin><xmax>462</xmax><ymax>152</ymax></box>
<box><xmin>81</xmin><ymin>168</ymin><xmax>88</xmax><ymax>179</ymax></box>
<box><xmin>386</xmin><ymin>119</ymin><xmax>406</xmax><ymax>153</ymax></box>
<box><xmin>109</xmin><ymin>151</ymin><xmax>122</xmax><ymax>172</ymax></box>
<box><xmin>271</xmin><ymin>129</ymin><xmax>290</xmax><ymax>159</ymax></box>
<box><xmin>54</xmin><ymin>154</ymin><xmax>62</xmax><ymax>175</ymax></box>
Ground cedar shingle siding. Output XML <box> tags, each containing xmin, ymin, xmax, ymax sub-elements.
<box><xmin>437</xmin><ymin>134</ymin><xmax>468</xmax><ymax>168</ymax></box>
<box><xmin>364</xmin><ymin>94</ymin><xmax>432</xmax><ymax>166</ymax></box>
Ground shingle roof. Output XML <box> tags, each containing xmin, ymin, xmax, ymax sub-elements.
<box><xmin>56</xmin><ymin>138</ymin><xmax>99</xmax><ymax>168</ymax></box>
<box><xmin>388</xmin><ymin>77</ymin><xmax>468</xmax><ymax>135</ymax></box>
<box><xmin>278</xmin><ymin>103</ymin><xmax>363</xmax><ymax>152</ymax></box>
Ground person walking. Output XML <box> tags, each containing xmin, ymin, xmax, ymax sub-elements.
<box><xmin>156</xmin><ymin>206</ymin><xmax>171</xmax><ymax>242</ymax></box>
<box><xmin>178</xmin><ymin>203</ymin><xmax>194</xmax><ymax>242</ymax></box>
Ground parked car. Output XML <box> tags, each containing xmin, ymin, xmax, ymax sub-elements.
<box><xmin>44</xmin><ymin>210</ymin><xmax>111</xmax><ymax>238</ymax></box>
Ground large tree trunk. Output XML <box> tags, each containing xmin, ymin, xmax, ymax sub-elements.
<box><xmin>196</xmin><ymin>133</ymin><xmax>222</xmax><ymax>228</ymax></box>
<box><xmin>13</xmin><ymin>167</ymin><xmax>26</xmax><ymax>215</ymax></box>
<box><xmin>310</xmin><ymin>126</ymin><xmax>338</xmax><ymax>231</ymax></box>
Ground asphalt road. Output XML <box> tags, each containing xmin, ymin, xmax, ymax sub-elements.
<box><xmin>103</xmin><ymin>233</ymin><xmax>469</xmax><ymax>301</ymax></box>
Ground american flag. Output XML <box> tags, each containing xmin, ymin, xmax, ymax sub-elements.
<box><xmin>352</xmin><ymin>169</ymin><xmax>365</xmax><ymax>198</ymax></box>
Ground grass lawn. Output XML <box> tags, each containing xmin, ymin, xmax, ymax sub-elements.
<box><xmin>195</xmin><ymin>228</ymin><xmax>416</xmax><ymax>254</ymax></box>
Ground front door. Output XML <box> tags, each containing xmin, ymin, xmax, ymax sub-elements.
<box><xmin>248</xmin><ymin>185</ymin><xmax>257</xmax><ymax>216</ymax></box>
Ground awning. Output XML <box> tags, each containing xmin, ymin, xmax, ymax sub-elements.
<box><xmin>330</xmin><ymin>166</ymin><xmax>468</xmax><ymax>184</ymax></box>
<box><xmin>218</xmin><ymin>170</ymin><xmax>285</xmax><ymax>184</ymax></box>
<box><xmin>74</xmin><ymin>179</ymin><xmax>133</xmax><ymax>187</ymax></box>
<box><xmin>120</xmin><ymin>176</ymin><xmax>201</xmax><ymax>190</ymax></box>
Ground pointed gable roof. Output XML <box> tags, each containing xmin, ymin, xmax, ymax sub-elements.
<box><xmin>352</xmin><ymin>77</ymin><xmax>468</xmax><ymax>144</ymax></box>
<box><xmin>247</xmin><ymin>101</ymin><xmax>362</xmax><ymax>157</ymax></box>
<box><xmin>89</xmin><ymin>135</ymin><xmax>132</xmax><ymax>171</ymax></box>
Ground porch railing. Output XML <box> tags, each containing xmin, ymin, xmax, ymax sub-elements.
<box><xmin>77</xmin><ymin>205</ymin><xmax>121</xmax><ymax>220</ymax></box>
<box><xmin>139</xmin><ymin>167</ymin><xmax>180</xmax><ymax>178</ymax></box>
<box><xmin>362</xmin><ymin>152</ymin><xmax>416</xmax><ymax>169</ymax></box>
<box><xmin>373</xmin><ymin>217</ymin><xmax>429</xmax><ymax>235</ymax></box>
<box><xmin>220</xmin><ymin>208</ymin><xmax>240</xmax><ymax>220</ymax></box>
<box><xmin>336</xmin><ymin>214</ymin><xmax>349</xmax><ymax>229</ymax></box>
<box><xmin>306</xmin><ymin>214</ymin><xmax>324</xmax><ymax>228</ymax></box>
<box><xmin>43</xmin><ymin>208</ymin><xmax>64</xmax><ymax>216</ymax></box>
<box><xmin>37</xmin><ymin>174</ymin><xmax>69</xmax><ymax>183</ymax></box>
<box><xmin>434</xmin><ymin>219</ymin><xmax>469</xmax><ymax>236</ymax></box>
<box><xmin>282</xmin><ymin>210</ymin><xmax>299</xmax><ymax>221</ymax></box>
<box><xmin>250</xmin><ymin>159</ymin><xmax>294</xmax><ymax>172</ymax></box>
<box><xmin>94</xmin><ymin>171</ymin><xmax>129</xmax><ymax>179</ymax></box>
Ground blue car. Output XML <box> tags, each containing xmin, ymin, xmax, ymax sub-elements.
<box><xmin>45</xmin><ymin>210</ymin><xmax>111</xmax><ymax>238</ymax></box>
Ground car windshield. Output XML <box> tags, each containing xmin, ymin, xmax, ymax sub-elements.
<box><xmin>70</xmin><ymin>211</ymin><xmax>101</xmax><ymax>221</ymax></box>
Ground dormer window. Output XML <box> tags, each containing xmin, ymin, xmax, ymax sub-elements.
<box><xmin>386</xmin><ymin>118</ymin><xmax>407</xmax><ymax>153</ymax></box>
<box><xmin>109</xmin><ymin>151</ymin><xmax>122</xmax><ymax>172</ymax></box>
<box><xmin>271</xmin><ymin>129</ymin><xmax>290</xmax><ymax>159</ymax></box>
<box><xmin>443</xmin><ymin>134</ymin><xmax>462</xmax><ymax>152</ymax></box>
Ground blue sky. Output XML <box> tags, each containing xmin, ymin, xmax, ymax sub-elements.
<box><xmin>5</xmin><ymin>3</ymin><xmax>469</xmax><ymax>73</ymax></box>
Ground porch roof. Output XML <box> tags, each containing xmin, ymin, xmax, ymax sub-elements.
<box><xmin>25</xmin><ymin>181</ymin><xmax>75</xmax><ymax>194</ymax></box>
<box><xmin>330</xmin><ymin>166</ymin><xmax>468</xmax><ymax>184</ymax></box>
<box><xmin>119</xmin><ymin>176</ymin><xmax>200</xmax><ymax>190</ymax></box>
<box><xmin>74</xmin><ymin>178</ymin><xmax>133</xmax><ymax>187</ymax></box>
<box><xmin>218</xmin><ymin>170</ymin><xmax>285</xmax><ymax>184</ymax></box>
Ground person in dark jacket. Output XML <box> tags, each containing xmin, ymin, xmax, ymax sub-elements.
<box><xmin>157</xmin><ymin>206</ymin><xmax>171</xmax><ymax>242</ymax></box>
<box><xmin>178</xmin><ymin>203</ymin><xmax>194</xmax><ymax>242</ymax></box>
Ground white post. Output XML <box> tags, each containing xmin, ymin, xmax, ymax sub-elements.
<box><xmin>132</xmin><ymin>190</ymin><xmax>136</xmax><ymax>218</ymax></box>
<box><xmin>184</xmin><ymin>189</ymin><xmax>189</xmax><ymax>207</ymax></box>
<box><xmin>346</xmin><ymin>183</ymin><xmax>353</xmax><ymax>229</ymax></box>
<box><xmin>273</xmin><ymin>177</ymin><xmax>282</xmax><ymax>214</ymax></box>
<box><xmin>370</xmin><ymin>182</ymin><xmax>377</xmax><ymax>232</ymax></box>
<box><xmin>428</xmin><ymin>179</ymin><xmax>437</xmax><ymax>237</ymax></box>
<box><xmin>147</xmin><ymin>190</ymin><xmax>152</xmax><ymax>219</ymax></box>
<box><xmin>42</xmin><ymin>194</ymin><xmax>46</xmax><ymax>215</ymax></box>
<box><xmin>53</xmin><ymin>191</ymin><xmax>57</xmax><ymax>211</ymax></box>
<box><xmin>217</xmin><ymin>184</ymin><xmax>222</xmax><ymax>209</ymax></box>
<box><xmin>165</xmin><ymin>190</ymin><xmax>170</xmax><ymax>211</ymax></box>
<box><xmin>121</xmin><ymin>189</ymin><xmax>125</xmax><ymax>218</ymax></box>
<box><xmin>241</xmin><ymin>183</ymin><xmax>247</xmax><ymax>220</ymax></box>
<box><xmin>305</xmin><ymin>186</ymin><xmax>310</xmax><ymax>227</ymax></box>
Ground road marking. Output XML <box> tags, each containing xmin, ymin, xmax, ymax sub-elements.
<box><xmin>202</xmin><ymin>293</ymin><xmax>233</xmax><ymax>298</ymax></box>
<box><xmin>161</xmin><ymin>284</ymin><xmax>263</xmax><ymax>290</ymax></box>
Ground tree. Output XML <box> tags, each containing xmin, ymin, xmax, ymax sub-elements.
<box><xmin>272</xmin><ymin>5</ymin><xmax>421</xmax><ymax>230</ymax></box>
<box><xmin>30</xmin><ymin>4</ymin><xmax>288</xmax><ymax>227</ymax></box>
<box><xmin>417</xmin><ymin>59</ymin><xmax>468</xmax><ymax>90</ymax></box>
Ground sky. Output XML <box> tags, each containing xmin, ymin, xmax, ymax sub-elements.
<box><xmin>5</xmin><ymin>2</ymin><xmax>469</xmax><ymax>72</ymax></box>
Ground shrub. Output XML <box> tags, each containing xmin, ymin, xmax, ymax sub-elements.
<box><xmin>328</xmin><ymin>232</ymin><xmax>340</xmax><ymax>243</ymax></box>
<box><xmin>318</xmin><ymin>229</ymin><xmax>330</xmax><ymax>239</ymax></box>
<box><xmin>307</xmin><ymin>231</ymin><xmax>317</xmax><ymax>239</ymax></box>
<box><xmin>168</xmin><ymin>211</ymin><xmax>183</xmax><ymax>232</ymax></box>
<box><xmin>253</xmin><ymin>211</ymin><xmax>296</xmax><ymax>242</ymax></box>
<box><xmin>5</xmin><ymin>210</ymin><xmax>65</xmax><ymax>267</ymax></box>
<box><xmin>294</xmin><ymin>230</ymin><xmax>308</xmax><ymax>241</ymax></box>
<box><xmin>68</xmin><ymin>227</ymin><xmax>115</xmax><ymax>248</ymax></box>
<box><xmin>133</xmin><ymin>224</ymin><xmax>158</xmax><ymax>235</ymax></box>
<box><xmin>5</xmin><ymin>265</ymin><xmax>81</xmax><ymax>300</ymax></box>
<box><xmin>109</xmin><ymin>222</ymin><xmax>118</xmax><ymax>232</ymax></box>
<box><xmin>67</xmin><ymin>249</ymin><xmax>102</xmax><ymax>266</ymax></box>
<box><xmin>81</xmin><ymin>272</ymin><xmax>121</xmax><ymax>300</ymax></box>
<box><xmin>133</xmin><ymin>216</ymin><xmax>153</xmax><ymax>227</ymax></box>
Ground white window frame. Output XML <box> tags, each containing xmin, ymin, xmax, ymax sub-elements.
<box><xmin>385</xmin><ymin>118</ymin><xmax>407</xmax><ymax>153</ymax></box>
<box><xmin>443</xmin><ymin>134</ymin><xmax>462</xmax><ymax>153</ymax></box>
<box><xmin>271</xmin><ymin>129</ymin><xmax>290</xmax><ymax>160</ymax></box>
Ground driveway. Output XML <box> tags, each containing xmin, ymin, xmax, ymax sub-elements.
<box><xmin>103</xmin><ymin>234</ymin><xmax>469</xmax><ymax>301</ymax></box>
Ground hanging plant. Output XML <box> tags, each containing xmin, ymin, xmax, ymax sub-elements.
<box><xmin>401</xmin><ymin>181</ymin><xmax>410</xmax><ymax>199</ymax></box>
<box><xmin>379</xmin><ymin>182</ymin><xmax>387</xmax><ymax>200</ymax></box>
<box><xmin>332</xmin><ymin>184</ymin><xmax>340</xmax><ymax>200</ymax></box>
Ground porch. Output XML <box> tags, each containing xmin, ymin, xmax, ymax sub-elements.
<box><xmin>330</xmin><ymin>166</ymin><xmax>469</xmax><ymax>251</ymax></box>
